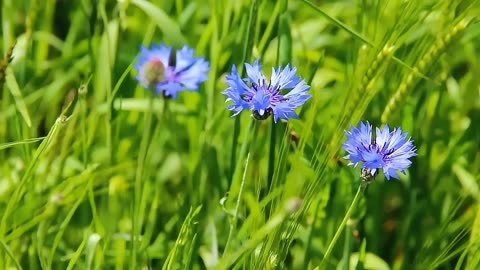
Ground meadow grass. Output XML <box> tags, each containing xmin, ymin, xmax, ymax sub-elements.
<box><xmin>1</xmin><ymin>0</ymin><xmax>480</xmax><ymax>269</ymax></box>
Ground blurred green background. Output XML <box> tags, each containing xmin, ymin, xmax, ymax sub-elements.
<box><xmin>0</xmin><ymin>0</ymin><xmax>479</xmax><ymax>269</ymax></box>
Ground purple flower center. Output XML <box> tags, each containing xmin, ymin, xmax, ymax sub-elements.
<box><xmin>241</xmin><ymin>80</ymin><xmax>286</xmax><ymax>102</ymax></box>
<box><xmin>358</xmin><ymin>142</ymin><xmax>395</xmax><ymax>163</ymax></box>
<box><xmin>240</xmin><ymin>79</ymin><xmax>288</xmax><ymax>119</ymax></box>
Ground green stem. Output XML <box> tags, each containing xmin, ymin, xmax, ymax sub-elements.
<box><xmin>267</xmin><ymin>118</ymin><xmax>276</xmax><ymax>190</ymax></box>
<box><xmin>229</xmin><ymin>117</ymin><xmax>241</xmax><ymax>181</ymax></box>
<box><xmin>321</xmin><ymin>183</ymin><xmax>365</xmax><ymax>267</ymax></box>
<box><xmin>130</xmin><ymin>92</ymin><xmax>155</xmax><ymax>269</ymax></box>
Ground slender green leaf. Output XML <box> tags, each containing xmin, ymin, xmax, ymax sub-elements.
<box><xmin>5</xmin><ymin>67</ymin><xmax>32</xmax><ymax>127</ymax></box>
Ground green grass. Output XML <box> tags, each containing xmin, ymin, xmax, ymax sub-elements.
<box><xmin>1</xmin><ymin>0</ymin><xmax>480</xmax><ymax>269</ymax></box>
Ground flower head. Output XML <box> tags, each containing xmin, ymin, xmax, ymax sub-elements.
<box><xmin>134</xmin><ymin>42</ymin><xmax>209</xmax><ymax>98</ymax></box>
<box><xmin>222</xmin><ymin>60</ymin><xmax>311</xmax><ymax>122</ymax></box>
<box><xmin>342</xmin><ymin>121</ymin><xmax>417</xmax><ymax>180</ymax></box>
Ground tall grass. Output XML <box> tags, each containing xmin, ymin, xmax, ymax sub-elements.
<box><xmin>1</xmin><ymin>0</ymin><xmax>479</xmax><ymax>269</ymax></box>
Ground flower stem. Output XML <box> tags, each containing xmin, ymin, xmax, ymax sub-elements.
<box><xmin>131</xmin><ymin>92</ymin><xmax>155</xmax><ymax>269</ymax></box>
<box><xmin>229</xmin><ymin>117</ymin><xmax>241</xmax><ymax>182</ymax></box>
<box><xmin>321</xmin><ymin>183</ymin><xmax>365</xmax><ymax>267</ymax></box>
<box><xmin>267</xmin><ymin>118</ymin><xmax>276</xmax><ymax>190</ymax></box>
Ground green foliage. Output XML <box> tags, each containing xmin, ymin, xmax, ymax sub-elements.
<box><xmin>0</xmin><ymin>0</ymin><xmax>479</xmax><ymax>269</ymax></box>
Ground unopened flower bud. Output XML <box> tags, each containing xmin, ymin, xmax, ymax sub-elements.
<box><xmin>142</xmin><ymin>57</ymin><xmax>165</xmax><ymax>87</ymax></box>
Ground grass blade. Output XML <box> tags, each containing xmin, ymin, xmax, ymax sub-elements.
<box><xmin>5</xmin><ymin>67</ymin><xmax>32</xmax><ymax>127</ymax></box>
<box><xmin>0</xmin><ymin>137</ymin><xmax>45</xmax><ymax>150</ymax></box>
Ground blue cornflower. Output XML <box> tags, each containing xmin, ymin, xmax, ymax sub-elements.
<box><xmin>222</xmin><ymin>60</ymin><xmax>311</xmax><ymax>122</ymax></box>
<box><xmin>134</xmin><ymin>42</ymin><xmax>209</xmax><ymax>98</ymax></box>
<box><xmin>342</xmin><ymin>121</ymin><xmax>417</xmax><ymax>180</ymax></box>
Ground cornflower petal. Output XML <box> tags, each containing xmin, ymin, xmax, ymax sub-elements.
<box><xmin>342</xmin><ymin>121</ymin><xmax>416</xmax><ymax>180</ymax></box>
<box><xmin>244</xmin><ymin>60</ymin><xmax>266</xmax><ymax>85</ymax></box>
<box><xmin>342</xmin><ymin>121</ymin><xmax>373</xmax><ymax>165</ymax></box>
<box><xmin>270</xmin><ymin>65</ymin><xmax>301</xmax><ymax>89</ymax></box>
<box><xmin>134</xmin><ymin>42</ymin><xmax>209</xmax><ymax>98</ymax></box>
<box><xmin>222</xmin><ymin>65</ymin><xmax>250</xmax><ymax>115</ymax></box>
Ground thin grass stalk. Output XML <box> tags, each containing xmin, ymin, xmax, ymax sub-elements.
<box><xmin>224</xmin><ymin>119</ymin><xmax>257</xmax><ymax>255</ymax></box>
<box><xmin>224</xmin><ymin>152</ymin><xmax>251</xmax><ymax>256</ymax></box>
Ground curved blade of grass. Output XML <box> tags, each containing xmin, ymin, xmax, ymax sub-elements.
<box><xmin>130</xmin><ymin>0</ymin><xmax>187</xmax><ymax>46</ymax></box>
<box><xmin>0</xmin><ymin>136</ymin><xmax>46</xmax><ymax>150</ymax></box>
<box><xmin>5</xmin><ymin>66</ymin><xmax>32</xmax><ymax>127</ymax></box>
<box><xmin>0</xmin><ymin>115</ymin><xmax>64</xmax><ymax>237</ymax></box>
